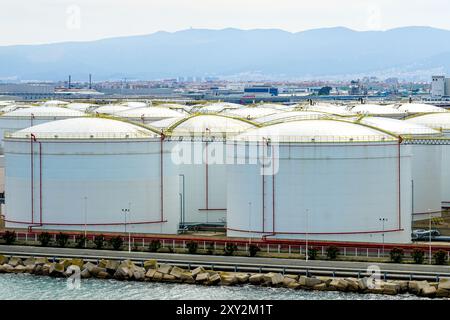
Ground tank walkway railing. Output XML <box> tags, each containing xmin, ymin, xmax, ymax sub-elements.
<box><xmin>2</xmin><ymin>230</ymin><xmax>450</xmax><ymax>263</ymax></box>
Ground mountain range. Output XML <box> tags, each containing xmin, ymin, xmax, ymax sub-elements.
<box><xmin>1</xmin><ymin>26</ymin><xmax>450</xmax><ymax>81</ymax></box>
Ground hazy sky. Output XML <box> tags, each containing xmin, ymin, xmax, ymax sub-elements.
<box><xmin>1</xmin><ymin>0</ymin><xmax>449</xmax><ymax>45</ymax></box>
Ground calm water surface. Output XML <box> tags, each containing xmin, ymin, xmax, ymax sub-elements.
<box><xmin>0</xmin><ymin>273</ymin><xmax>429</xmax><ymax>300</ymax></box>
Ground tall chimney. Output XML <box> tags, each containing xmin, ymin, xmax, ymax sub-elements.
<box><xmin>89</xmin><ymin>74</ymin><xmax>92</xmax><ymax>89</ymax></box>
<box><xmin>68</xmin><ymin>75</ymin><xmax>71</xmax><ymax>89</ymax></box>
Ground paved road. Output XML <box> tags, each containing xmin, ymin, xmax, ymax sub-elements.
<box><xmin>1</xmin><ymin>245</ymin><xmax>450</xmax><ymax>278</ymax></box>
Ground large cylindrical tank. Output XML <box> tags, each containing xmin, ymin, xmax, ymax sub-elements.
<box><xmin>226</xmin><ymin>119</ymin><xmax>413</xmax><ymax>244</ymax></box>
<box><xmin>166</xmin><ymin>115</ymin><xmax>256</xmax><ymax>226</ymax></box>
<box><xmin>405</xmin><ymin>113</ymin><xmax>450</xmax><ymax>208</ymax></box>
<box><xmin>0</xmin><ymin>106</ymin><xmax>86</xmax><ymax>195</ymax></box>
<box><xmin>92</xmin><ymin>104</ymin><xmax>135</xmax><ymax>116</ymax></box>
<box><xmin>359</xmin><ymin>117</ymin><xmax>443</xmax><ymax>221</ymax></box>
<box><xmin>392</xmin><ymin>103</ymin><xmax>447</xmax><ymax>116</ymax></box>
<box><xmin>4</xmin><ymin>117</ymin><xmax>179</xmax><ymax>234</ymax></box>
<box><xmin>0</xmin><ymin>106</ymin><xmax>86</xmax><ymax>150</ymax></box>
<box><xmin>348</xmin><ymin>104</ymin><xmax>406</xmax><ymax>119</ymax></box>
<box><xmin>221</xmin><ymin>107</ymin><xmax>281</xmax><ymax>120</ymax></box>
<box><xmin>115</xmin><ymin>107</ymin><xmax>185</xmax><ymax>124</ymax></box>
<box><xmin>255</xmin><ymin>111</ymin><xmax>329</xmax><ymax>125</ymax></box>
<box><xmin>299</xmin><ymin>103</ymin><xmax>355</xmax><ymax>117</ymax></box>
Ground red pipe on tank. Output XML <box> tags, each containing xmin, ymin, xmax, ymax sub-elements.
<box><xmin>205</xmin><ymin>140</ymin><xmax>209</xmax><ymax>210</ymax></box>
<box><xmin>398</xmin><ymin>138</ymin><xmax>402</xmax><ymax>229</ymax></box>
<box><xmin>39</xmin><ymin>140</ymin><xmax>42</xmax><ymax>226</ymax></box>
<box><xmin>272</xmin><ymin>144</ymin><xmax>275</xmax><ymax>234</ymax></box>
<box><xmin>160</xmin><ymin>134</ymin><xmax>165</xmax><ymax>222</ymax></box>
<box><xmin>30</xmin><ymin>134</ymin><xmax>35</xmax><ymax>225</ymax></box>
<box><xmin>261</xmin><ymin>140</ymin><xmax>265</xmax><ymax>233</ymax></box>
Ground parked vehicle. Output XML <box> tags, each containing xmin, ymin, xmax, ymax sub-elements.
<box><xmin>411</xmin><ymin>229</ymin><xmax>441</xmax><ymax>241</ymax></box>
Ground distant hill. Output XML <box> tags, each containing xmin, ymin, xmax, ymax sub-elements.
<box><xmin>1</xmin><ymin>26</ymin><xmax>450</xmax><ymax>81</ymax></box>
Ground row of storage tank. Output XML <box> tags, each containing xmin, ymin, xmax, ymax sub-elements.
<box><xmin>1</xmin><ymin>99</ymin><xmax>449</xmax><ymax>244</ymax></box>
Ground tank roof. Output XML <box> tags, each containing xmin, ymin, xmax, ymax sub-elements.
<box><xmin>1</xmin><ymin>106</ymin><xmax>85</xmax><ymax>118</ymax></box>
<box><xmin>93</xmin><ymin>105</ymin><xmax>135</xmax><ymax>115</ymax></box>
<box><xmin>349</xmin><ymin>104</ymin><xmax>405</xmax><ymax>115</ymax></box>
<box><xmin>236</xmin><ymin>119</ymin><xmax>397</xmax><ymax>143</ymax></box>
<box><xmin>393</xmin><ymin>103</ymin><xmax>447</xmax><ymax>114</ymax></box>
<box><xmin>115</xmin><ymin>106</ymin><xmax>184</xmax><ymax>119</ymax></box>
<box><xmin>221</xmin><ymin>107</ymin><xmax>282</xmax><ymax>119</ymax></box>
<box><xmin>8</xmin><ymin>118</ymin><xmax>158</xmax><ymax>140</ymax></box>
<box><xmin>169</xmin><ymin>115</ymin><xmax>256</xmax><ymax>136</ymax></box>
<box><xmin>359</xmin><ymin>117</ymin><xmax>441</xmax><ymax>136</ymax></box>
<box><xmin>255</xmin><ymin>111</ymin><xmax>328</xmax><ymax>124</ymax></box>
<box><xmin>405</xmin><ymin>112</ymin><xmax>450</xmax><ymax>130</ymax></box>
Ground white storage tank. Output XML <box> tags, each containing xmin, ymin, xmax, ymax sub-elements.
<box><xmin>120</xmin><ymin>101</ymin><xmax>148</xmax><ymax>108</ymax></box>
<box><xmin>255</xmin><ymin>111</ymin><xmax>329</xmax><ymax>125</ymax></box>
<box><xmin>66</xmin><ymin>102</ymin><xmax>98</xmax><ymax>113</ymax></box>
<box><xmin>299</xmin><ymin>103</ymin><xmax>355</xmax><ymax>117</ymax></box>
<box><xmin>41</xmin><ymin>100</ymin><xmax>69</xmax><ymax>107</ymax></box>
<box><xmin>405</xmin><ymin>113</ymin><xmax>450</xmax><ymax>207</ymax></box>
<box><xmin>348</xmin><ymin>104</ymin><xmax>406</xmax><ymax>118</ymax></box>
<box><xmin>3</xmin><ymin>118</ymin><xmax>179</xmax><ymax>234</ymax></box>
<box><xmin>93</xmin><ymin>104</ymin><xmax>135</xmax><ymax>116</ymax></box>
<box><xmin>0</xmin><ymin>106</ymin><xmax>86</xmax><ymax>151</ymax></box>
<box><xmin>227</xmin><ymin>119</ymin><xmax>413</xmax><ymax>243</ymax></box>
<box><xmin>221</xmin><ymin>107</ymin><xmax>282</xmax><ymax>120</ymax></box>
<box><xmin>115</xmin><ymin>106</ymin><xmax>185</xmax><ymax>124</ymax></box>
<box><xmin>358</xmin><ymin>117</ymin><xmax>443</xmax><ymax>221</ymax></box>
<box><xmin>392</xmin><ymin>103</ymin><xmax>447</xmax><ymax>116</ymax></box>
<box><xmin>197</xmin><ymin>102</ymin><xmax>243</xmax><ymax>114</ymax></box>
<box><xmin>0</xmin><ymin>106</ymin><xmax>86</xmax><ymax>196</ymax></box>
<box><xmin>166</xmin><ymin>115</ymin><xmax>256</xmax><ymax>226</ymax></box>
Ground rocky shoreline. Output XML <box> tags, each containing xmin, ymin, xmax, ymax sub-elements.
<box><xmin>1</xmin><ymin>255</ymin><xmax>449</xmax><ymax>298</ymax></box>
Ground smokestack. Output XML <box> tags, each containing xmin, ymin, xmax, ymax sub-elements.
<box><xmin>68</xmin><ymin>75</ymin><xmax>71</xmax><ymax>89</ymax></box>
<box><xmin>89</xmin><ymin>74</ymin><xmax>92</xmax><ymax>89</ymax></box>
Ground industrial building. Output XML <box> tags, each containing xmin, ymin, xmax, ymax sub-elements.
<box><xmin>431</xmin><ymin>76</ymin><xmax>450</xmax><ymax>97</ymax></box>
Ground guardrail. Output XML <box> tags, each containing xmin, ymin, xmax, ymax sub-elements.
<box><xmin>2</xmin><ymin>250</ymin><xmax>448</xmax><ymax>282</ymax></box>
<box><xmin>2</xmin><ymin>230</ymin><xmax>450</xmax><ymax>262</ymax></box>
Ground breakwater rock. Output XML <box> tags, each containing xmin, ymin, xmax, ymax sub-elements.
<box><xmin>0</xmin><ymin>255</ymin><xmax>449</xmax><ymax>298</ymax></box>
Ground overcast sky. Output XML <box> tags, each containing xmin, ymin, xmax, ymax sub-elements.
<box><xmin>1</xmin><ymin>0</ymin><xmax>449</xmax><ymax>45</ymax></box>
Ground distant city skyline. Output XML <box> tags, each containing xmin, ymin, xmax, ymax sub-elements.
<box><xmin>1</xmin><ymin>0</ymin><xmax>449</xmax><ymax>45</ymax></box>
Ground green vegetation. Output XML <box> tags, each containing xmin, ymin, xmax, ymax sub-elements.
<box><xmin>433</xmin><ymin>250</ymin><xmax>448</xmax><ymax>265</ymax></box>
<box><xmin>1</xmin><ymin>230</ymin><xmax>16</xmax><ymax>245</ymax></box>
<box><xmin>224</xmin><ymin>243</ymin><xmax>238</xmax><ymax>256</ymax></box>
<box><xmin>389</xmin><ymin>248</ymin><xmax>404</xmax><ymax>263</ymax></box>
<box><xmin>38</xmin><ymin>232</ymin><xmax>52</xmax><ymax>247</ymax></box>
<box><xmin>206</xmin><ymin>243</ymin><xmax>214</xmax><ymax>255</ymax></box>
<box><xmin>75</xmin><ymin>234</ymin><xmax>87</xmax><ymax>248</ymax></box>
<box><xmin>55</xmin><ymin>232</ymin><xmax>69</xmax><ymax>248</ymax></box>
<box><xmin>411</xmin><ymin>249</ymin><xmax>425</xmax><ymax>264</ymax></box>
<box><xmin>326</xmin><ymin>246</ymin><xmax>339</xmax><ymax>260</ymax></box>
<box><xmin>186</xmin><ymin>241</ymin><xmax>198</xmax><ymax>254</ymax></box>
<box><xmin>93</xmin><ymin>234</ymin><xmax>105</xmax><ymax>249</ymax></box>
<box><xmin>109</xmin><ymin>236</ymin><xmax>123</xmax><ymax>250</ymax></box>
<box><xmin>307</xmin><ymin>247</ymin><xmax>318</xmax><ymax>260</ymax></box>
<box><xmin>249</xmin><ymin>244</ymin><xmax>260</xmax><ymax>257</ymax></box>
<box><xmin>148</xmin><ymin>240</ymin><xmax>161</xmax><ymax>252</ymax></box>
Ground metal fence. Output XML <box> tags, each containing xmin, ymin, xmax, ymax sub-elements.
<box><xmin>4</xmin><ymin>231</ymin><xmax>450</xmax><ymax>262</ymax></box>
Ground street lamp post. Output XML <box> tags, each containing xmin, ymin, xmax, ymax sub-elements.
<box><xmin>248</xmin><ymin>202</ymin><xmax>252</xmax><ymax>245</ymax></box>
<box><xmin>306</xmin><ymin>209</ymin><xmax>309</xmax><ymax>262</ymax></box>
<box><xmin>83</xmin><ymin>196</ymin><xmax>87</xmax><ymax>248</ymax></box>
<box><xmin>379</xmin><ymin>218</ymin><xmax>388</xmax><ymax>257</ymax></box>
<box><xmin>122</xmin><ymin>204</ymin><xmax>131</xmax><ymax>253</ymax></box>
<box><xmin>428</xmin><ymin>209</ymin><xmax>432</xmax><ymax>265</ymax></box>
